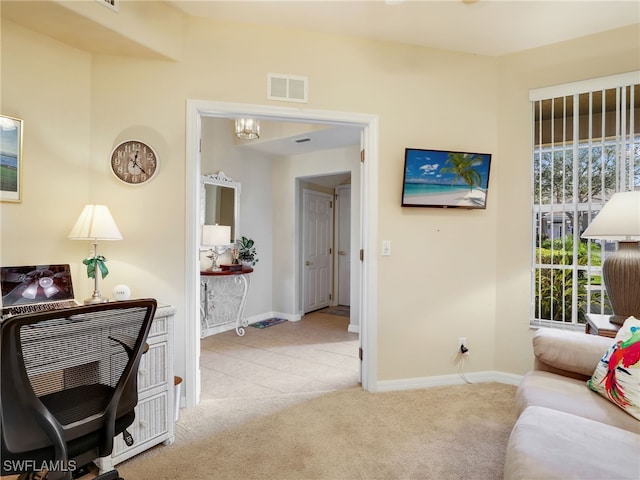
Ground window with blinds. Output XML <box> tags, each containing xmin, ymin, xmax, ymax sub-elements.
<box><xmin>529</xmin><ymin>73</ymin><xmax>640</xmax><ymax>329</ymax></box>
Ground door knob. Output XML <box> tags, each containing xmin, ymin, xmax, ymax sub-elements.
<box><xmin>305</xmin><ymin>261</ymin><xmax>313</xmax><ymax>266</ymax></box>
<box><xmin>339</xmin><ymin>250</ymin><xmax>346</xmax><ymax>256</ymax></box>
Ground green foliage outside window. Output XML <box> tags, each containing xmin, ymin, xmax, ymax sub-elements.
<box><xmin>534</xmin><ymin>237</ymin><xmax>610</xmax><ymax>323</ymax></box>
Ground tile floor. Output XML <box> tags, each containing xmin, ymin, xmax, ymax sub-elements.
<box><xmin>199</xmin><ymin>309</ymin><xmax>360</xmax><ymax>400</ymax></box>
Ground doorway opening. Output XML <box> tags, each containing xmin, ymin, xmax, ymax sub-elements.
<box><xmin>185</xmin><ymin>100</ymin><xmax>379</xmax><ymax>407</ymax></box>
<box><xmin>298</xmin><ymin>174</ymin><xmax>357</xmax><ymax>333</ymax></box>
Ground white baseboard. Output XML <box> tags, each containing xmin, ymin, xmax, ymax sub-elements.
<box><xmin>201</xmin><ymin>311</ymin><xmax>301</xmax><ymax>337</ymax></box>
<box><xmin>203</xmin><ymin>314</ymin><xmax>522</xmax><ymax>392</ymax></box>
<box><xmin>375</xmin><ymin>370</ymin><xmax>522</xmax><ymax>392</ymax></box>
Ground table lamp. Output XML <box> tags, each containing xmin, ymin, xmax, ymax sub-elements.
<box><xmin>581</xmin><ymin>191</ymin><xmax>640</xmax><ymax>325</ymax></box>
<box><xmin>202</xmin><ymin>224</ymin><xmax>231</xmax><ymax>271</ymax></box>
<box><xmin>69</xmin><ymin>204</ymin><xmax>123</xmax><ymax>304</ymax></box>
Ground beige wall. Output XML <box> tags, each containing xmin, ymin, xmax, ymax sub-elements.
<box><xmin>2</xmin><ymin>2</ymin><xmax>639</xmax><ymax>387</ymax></box>
<box><xmin>0</xmin><ymin>20</ymin><xmax>93</xmax><ymax>293</ymax></box>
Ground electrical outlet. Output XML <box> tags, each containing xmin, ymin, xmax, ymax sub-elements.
<box><xmin>458</xmin><ymin>337</ymin><xmax>470</xmax><ymax>355</ymax></box>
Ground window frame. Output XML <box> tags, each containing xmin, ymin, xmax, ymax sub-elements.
<box><xmin>529</xmin><ymin>72</ymin><xmax>640</xmax><ymax>330</ymax></box>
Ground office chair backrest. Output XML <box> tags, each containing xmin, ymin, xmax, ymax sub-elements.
<box><xmin>0</xmin><ymin>299</ymin><xmax>156</xmax><ymax>478</ymax></box>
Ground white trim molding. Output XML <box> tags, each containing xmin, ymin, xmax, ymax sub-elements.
<box><xmin>376</xmin><ymin>371</ymin><xmax>523</xmax><ymax>392</ymax></box>
<box><xmin>185</xmin><ymin>99</ymin><xmax>379</xmax><ymax>406</ymax></box>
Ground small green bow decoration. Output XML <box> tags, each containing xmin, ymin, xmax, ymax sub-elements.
<box><xmin>83</xmin><ymin>255</ymin><xmax>109</xmax><ymax>279</ymax></box>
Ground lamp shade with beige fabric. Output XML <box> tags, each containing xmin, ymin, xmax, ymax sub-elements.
<box><xmin>201</xmin><ymin>224</ymin><xmax>230</xmax><ymax>247</ymax></box>
<box><xmin>69</xmin><ymin>204</ymin><xmax>123</xmax><ymax>241</ymax></box>
<box><xmin>201</xmin><ymin>224</ymin><xmax>231</xmax><ymax>271</ymax></box>
<box><xmin>582</xmin><ymin>191</ymin><xmax>640</xmax><ymax>325</ymax></box>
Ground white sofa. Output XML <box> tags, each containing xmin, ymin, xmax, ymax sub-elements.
<box><xmin>504</xmin><ymin>328</ymin><xmax>640</xmax><ymax>480</ymax></box>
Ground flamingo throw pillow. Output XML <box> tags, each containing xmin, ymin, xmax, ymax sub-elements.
<box><xmin>588</xmin><ymin>316</ymin><xmax>640</xmax><ymax>420</ymax></box>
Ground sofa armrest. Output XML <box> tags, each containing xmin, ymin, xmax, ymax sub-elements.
<box><xmin>533</xmin><ymin>328</ymin><xmax>613</xmax><ymax>379</ymax></box>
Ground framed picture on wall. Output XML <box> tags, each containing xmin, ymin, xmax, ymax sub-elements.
<box><xmin>401</xmin><ymin>148</ymin><xmax>492</xmax><ymax>209</ymax></box>
<box><xmin>0</xmin><ymin>115</ymin><xmax>23</xmax><ymax>203</ymax></box>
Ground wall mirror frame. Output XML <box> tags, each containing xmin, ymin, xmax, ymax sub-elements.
<box><xmin>200</xmin><ymin>171</ymin><xmax>240</xmax><ymax>245</ymax></box>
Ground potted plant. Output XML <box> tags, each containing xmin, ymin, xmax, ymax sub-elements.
<box><xmin>237</xmin><ymin>236</ymin><xmax>259</xmax><ymax>266</ymax></box>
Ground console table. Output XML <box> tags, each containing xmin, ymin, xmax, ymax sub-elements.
<box><xmin>96</xmin><ymin>304</ymin><xmax>175</xmax><ymax>472</ymax></box>
<box><xmin>200</xmin><ymin>267</ymin><xmax>253</xmax><ymax>337</ymax></box>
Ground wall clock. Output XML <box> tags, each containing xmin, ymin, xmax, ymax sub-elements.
<box><xmin>110</xmin><ymin>140</ymin><xmax>159</xmax><ymax>185</ymax></box>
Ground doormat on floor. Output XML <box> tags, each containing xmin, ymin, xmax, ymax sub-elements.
<box><xmin>318</xmin><ymin>306</ymin><xmax>350</xmax><ymax>317</ymax></box>
<box><xmin>250</xmin><ymin>318</ymin><xmax>287</xmax><ymax>329</ymax></box>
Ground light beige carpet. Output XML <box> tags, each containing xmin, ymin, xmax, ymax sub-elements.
<box><xmin>117</xmin><ymin>382</ymin><xmax>517</xmax><ymax>480</ymax></box>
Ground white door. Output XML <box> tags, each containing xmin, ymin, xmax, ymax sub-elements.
<box><xmin>303</xmin><ymin>189</ymin><xmax>333</xmax><ymax>313</ymax></box>
<box><xmin>336</xmin><ymin>186</ymin><xmax>351</xmax><ymax>306</ymax></box>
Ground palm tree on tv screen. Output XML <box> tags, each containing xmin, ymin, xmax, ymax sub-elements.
<box><xmin>441</xmin><ymin>153</ymin><xmax>483</xmax><ymax>191</ymax></box>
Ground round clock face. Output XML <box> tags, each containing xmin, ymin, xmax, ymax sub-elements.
<box><xmin>110</xmin><ymin>140</ymin><xmax>158</xmax><ymax>185</ymax></box>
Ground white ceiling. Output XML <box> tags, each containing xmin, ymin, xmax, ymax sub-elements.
<box><xmin>167</xmin><ymin>0</ymin><xmax>639</xmax><ymax>57</ymax></box>
<box><xmin>236</xmin><ymin>124</ymin><xmax>362</xmax><ymax>157</ymax></box>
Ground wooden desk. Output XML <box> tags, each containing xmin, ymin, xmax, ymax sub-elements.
<box><xmin>585</xmin><ymin>313</ymin><xmax>620</xmax><ymax>338</ymax></box>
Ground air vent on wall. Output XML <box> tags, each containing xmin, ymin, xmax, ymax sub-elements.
<box><xmin>267</xmin><ymin>73</ymin><xmax>308</xmax><ymax>103</ymax></box>
<box><xmin>95</xmin><ymin>0</ymin><xmax>119</xmax><ymax>12</ymax></box>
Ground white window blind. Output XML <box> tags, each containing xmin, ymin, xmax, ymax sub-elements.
<box><xmin>530</xmin><ymin>72</ymin><xmax>640</xmax><ymax>329</ymax></box>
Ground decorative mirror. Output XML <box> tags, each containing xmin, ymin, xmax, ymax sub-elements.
<box><xmin>201</xmin><ymin>171</ymin><xmax>240</xmax><ymax>244</ymax></box>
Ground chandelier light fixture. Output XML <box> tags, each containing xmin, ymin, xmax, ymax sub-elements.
<box><xmin>235</xmin><ymin>118</ymin><xmax>260</xmax><ymax>140</ymax></box>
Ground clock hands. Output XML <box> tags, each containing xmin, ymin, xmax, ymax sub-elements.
<box><xmin>130</xmin><ymin>152</ymin><xmax>148</xmax><ymax>175</ymax></box>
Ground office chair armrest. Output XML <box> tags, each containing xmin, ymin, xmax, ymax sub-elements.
<box><xmin>108</xmin><ymin>334</ymin><xmax>148</xmax><ymax>356</ymax></box>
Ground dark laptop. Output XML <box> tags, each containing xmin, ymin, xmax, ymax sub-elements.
<box><xmin>1</xmin><ymin>264</ymin><xmax>79</xmax><ymax>319</ymax></box>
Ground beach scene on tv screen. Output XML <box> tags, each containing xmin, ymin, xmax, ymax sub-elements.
<box><xmin>402</xmin><ymin>149</ymin><xmax>491</xmax><ymax>208</ymax></box>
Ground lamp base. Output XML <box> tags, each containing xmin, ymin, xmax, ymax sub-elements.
<box><xmin>84</xmin><ymin>296</ymin><xmax>109</xmax><ymax>305</ymax></box>
<box><xmin>84</xmin><ymin>288</ymin><xmax>109</xmax><ymax>304</ymax></box>
<box><xmin>603</xmin><ymin>241</ymin><xmax>640</xmax><ymax>326</ymax></box>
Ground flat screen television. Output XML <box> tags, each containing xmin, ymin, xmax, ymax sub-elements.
<box><xmin>401</xmin><ymin>148</ymin><xmax>492</xmax><ymax>209</ymax></box>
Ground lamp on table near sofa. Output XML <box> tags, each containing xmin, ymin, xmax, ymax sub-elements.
<box><xmin>581</xmin><ymin>191</ymin><xmax>640</xmax><ymax>325</ymax></box>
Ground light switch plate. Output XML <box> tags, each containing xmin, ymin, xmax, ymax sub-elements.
<box><xmin>382</xmin><ymin>240</ymin><xmax>391</xmax><ymax>256</ymax></box>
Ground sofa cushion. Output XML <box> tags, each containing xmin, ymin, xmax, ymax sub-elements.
<box><xmin>517</xmin><ymin>370</ymin><xmax>639</xmax><ymax>433</ymax></box>
<box><xmin>504</xmin><ymin>406</ymin><xmax>640</xmax><ymax>480</ymax></box>
<box><xmin>533</xmin><ymin>327</ymin><xmax>612</xmax><ymax>378</ymax></box>
<box><xmin>588</xmin><ymin>316</ymin><xmax>640</xmax><ymax>420</ymax></box>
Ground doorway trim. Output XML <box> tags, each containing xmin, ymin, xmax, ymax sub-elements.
<box><xmin>185</xmin><ymin>100</ymin><xmax>379</xmax><ymax>406</ymax></box>
<box><xmin>335</xmin><ymin>184</ymin><xmax>352</xmax><ymax>310</ymax></box>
